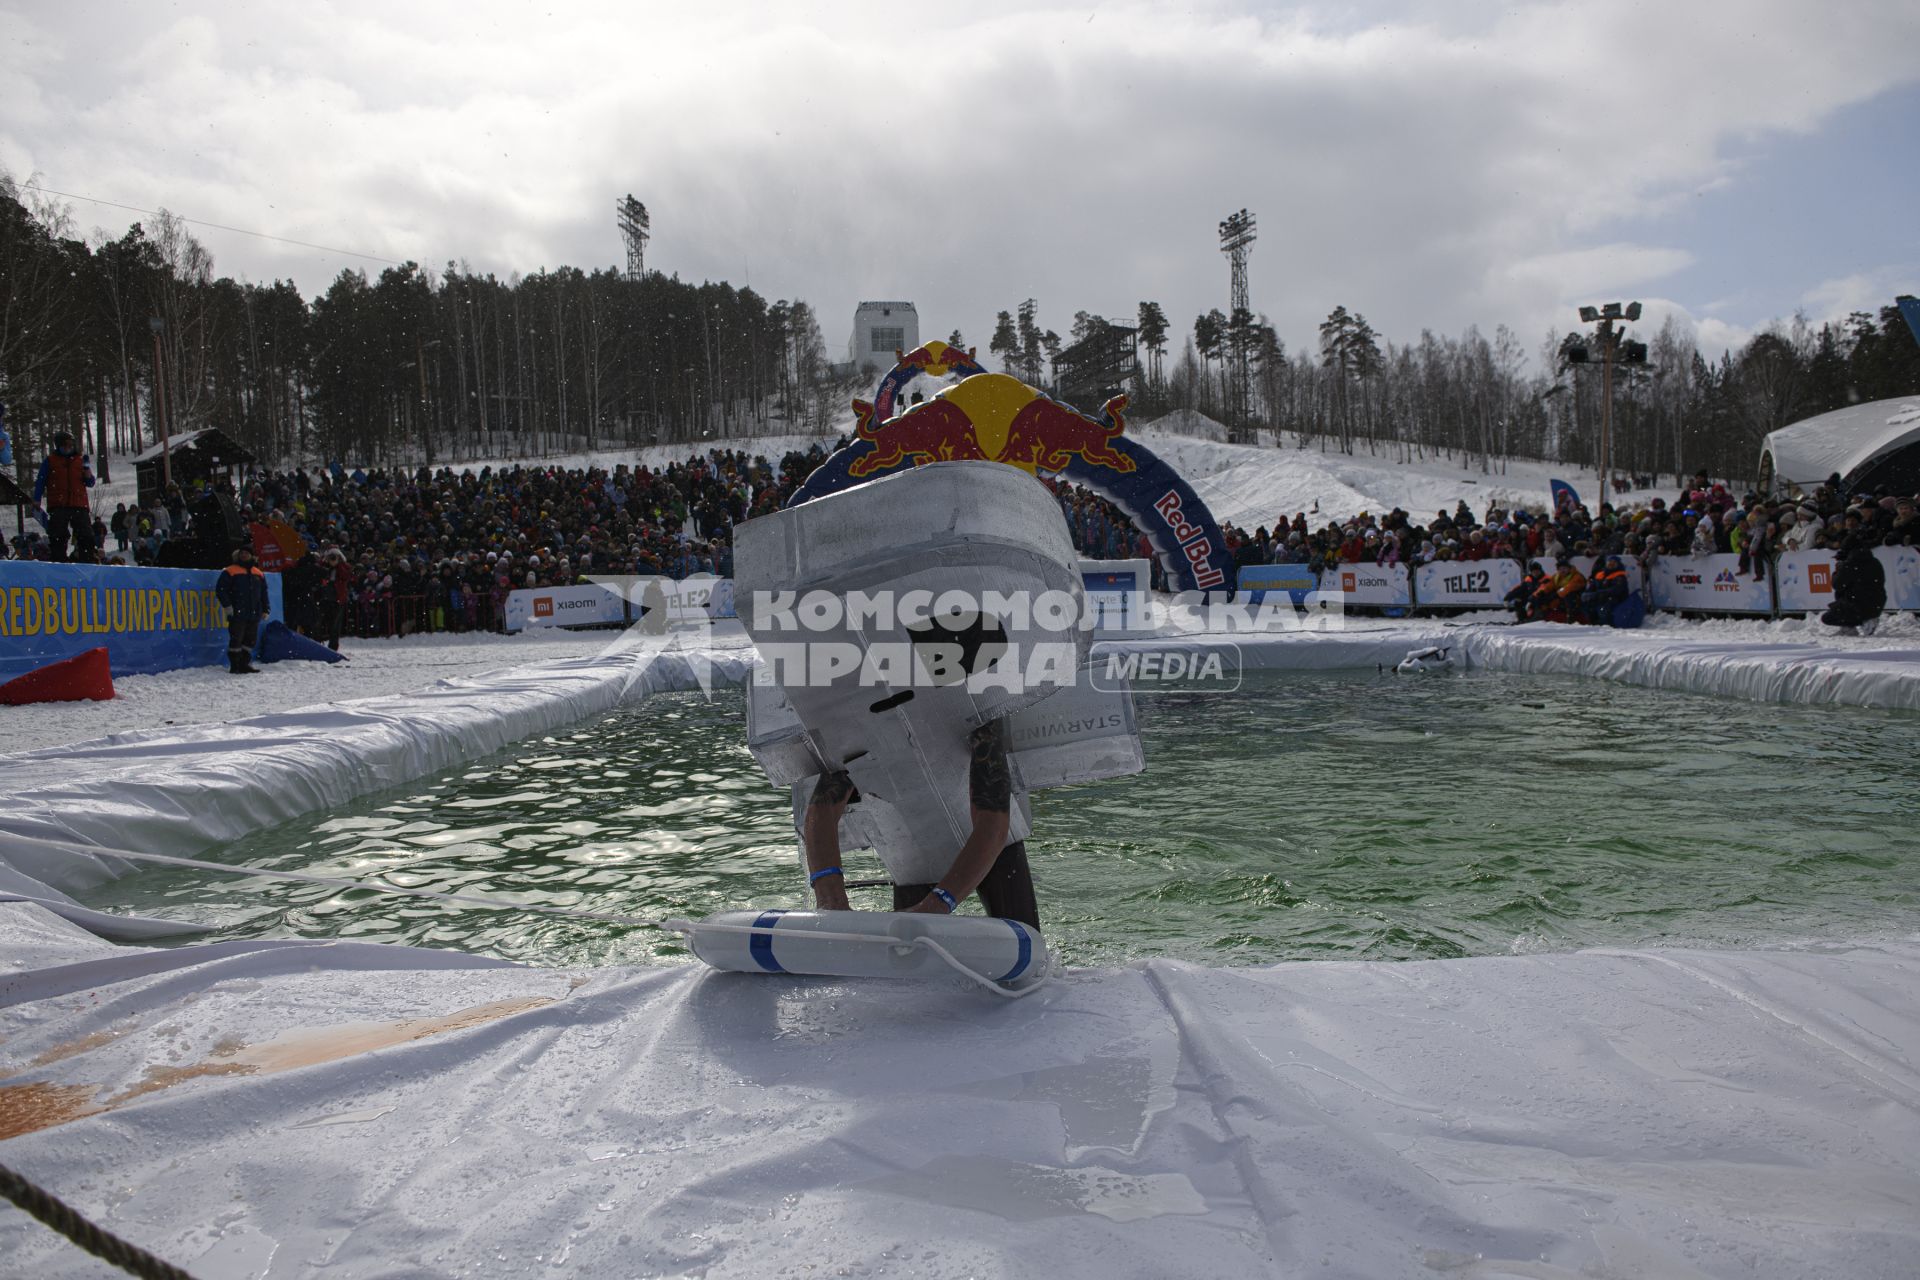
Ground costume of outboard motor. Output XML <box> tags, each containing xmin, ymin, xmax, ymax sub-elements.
<box><xmin>685</xmin><ymin>461</ymin><xmax>1145</xmax><ymax>989</ymax></box>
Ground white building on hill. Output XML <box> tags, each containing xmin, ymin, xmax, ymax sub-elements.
<box><xmin>847</xmin><ymin>301</ymin><xmax>918</xmax><ymax>376</ymax></box>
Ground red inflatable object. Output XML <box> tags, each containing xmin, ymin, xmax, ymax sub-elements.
<box><xmin>0</xmin><ymin>647</ymin><xmax>115</xmax><ymax>705</ymax></box>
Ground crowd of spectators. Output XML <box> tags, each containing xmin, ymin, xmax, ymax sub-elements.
<box><xmin>1194</xmin><ymin>468</ymin><xmax>1919</xmax><ymax>582</ymax></box>
<box><xmin>7</xmin><ymin>442</ymin><xmax>836</xmax><ymax>639</ymax></box>
<box><xmin>11</xmin><ymin>438</ymin><xmax>1917</xmax><ymax>637</ymax></box>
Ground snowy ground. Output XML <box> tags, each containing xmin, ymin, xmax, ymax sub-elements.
<box><xmin>0</xmin><ymin>628</ymin><xmax>620</xmax><ymax>757</ymax></box>
<box><xmin>1128</xmin><ymin>421</ymin><xmax>1671</xmax><ymax>531</ymax></box>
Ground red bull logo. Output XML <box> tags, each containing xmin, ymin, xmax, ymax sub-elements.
<box><xmin>894</xmin><ymin>340</ymin><xmax>967</xmax><ymax>377</ymax></box>
<box><xmin>848</xmin><ymin>372</ymin><xmax>1135</xmax><ymax>481</ymax></box>
<box><xmin>847</xmin><ymin>397</ymin><xmax>988</xmax><ymax>477</ymax></box>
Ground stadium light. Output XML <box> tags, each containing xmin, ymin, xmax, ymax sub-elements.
<box><xmin>1574</xmin><ymin>301</ymin><xmax>1643</xmax><ymax>494</ymax></box>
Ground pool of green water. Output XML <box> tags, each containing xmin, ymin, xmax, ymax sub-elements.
<box><xmin>86</xmin><ymin>671</ymin><xmax>1920</xmax><ymax>968</ymax></box>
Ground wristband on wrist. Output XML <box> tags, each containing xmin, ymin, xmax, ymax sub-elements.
<box><xmin>809</xmin><ymin>867</ymin><xmax>844</xmax><ymax>886</ymax></box>
<box><xmin>930</xmin><ymin>887</ymin><xmax>958</xmax><ymax>913</ymax></box>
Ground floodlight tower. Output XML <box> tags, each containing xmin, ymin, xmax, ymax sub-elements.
<box><xmin>1218</xmin><ymin>208</ymin><xmax>1256</xmax><ymax>439</ymax></box>
<box><xmin>617</xmin><ymin>195</ymin><xmax>650</xmax><ymax>281</ymax></box>
<box><xmin>1569</xmin><ymin>301</ymin><xmax>1646</xmax><ymax>496</ymax></box>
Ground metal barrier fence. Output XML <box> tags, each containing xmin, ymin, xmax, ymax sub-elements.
<box><xmin>1236</xmin><ymin>547</ymin><xmax>1920</xmax><ymax>617</ymax></box>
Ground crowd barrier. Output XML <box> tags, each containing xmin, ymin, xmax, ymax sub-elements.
<box><xmin>1079</xmin><ymin>558</ymin><xmax>1152</xmax><ymax>633</ymax></box>
<box><xmin>0</xmin><ymin>562</ymin><xmax>285</xmax><ymax>679</ymax></box>
<box><xmin>503</xmin><ymin>576</ymin><xmax>737</xmax><ymax>633</ymax></box>
<box><xmin>1235</xmin><ymin>563</ymin><xmax>1319</xmax><ymax>605</ymax></box>
<box><xmin>1236</xmin><ymin>548</ymin><xmax>1918</xmax><ymax>619</ymax></box>
<box><xmin>1774</xmin><ymin>547</ymin><xmax>1920</xmax><ymax>613</ymax></box>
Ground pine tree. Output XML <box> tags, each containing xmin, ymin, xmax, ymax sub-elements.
<box><xmin>1137</xmin><ymin>301</ymin><xmax>1169</xmax><ymax>384</ymax></box>
<box><xmin>989</xmin><ymin>310</ymin><xmax>1018</xmax><ymax>373</ymax></box>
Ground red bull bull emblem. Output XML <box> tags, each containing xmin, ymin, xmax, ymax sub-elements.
<box><xmin>789</xmin><ymin>334</ymin><xmax>1234</xmax><ymax>596</ymax></box>
<box><xmin>850</xmin><ymin>372</ymin><xmax>1134</xmax><ymax>480</ymax></box>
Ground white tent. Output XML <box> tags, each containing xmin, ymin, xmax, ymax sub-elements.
<box><xmin>1759</xmin><ymin>396</ymin><xmax>1920</xmax><ymax>495</ymax></box>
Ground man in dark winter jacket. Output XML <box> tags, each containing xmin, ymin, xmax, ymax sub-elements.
<box><xmin>32</xmin><ymin>431</ymin><xmax>97</xmax><ymax>562</ymax></box>
<box><xmin>216</xmin><ymin>546</ymin><xmax>271</xmax><ymax>673</ymax></box>
<box><xmin>1821</xmin><ymin>537</ymin><xmax>1886</xmax><ymax>635</ymax></box>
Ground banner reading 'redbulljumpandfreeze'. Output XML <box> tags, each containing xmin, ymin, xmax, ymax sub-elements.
<box><xmin>0</xmin><ymin>562</ymin><xmax>284</xmax><ymax>679</ymax></box>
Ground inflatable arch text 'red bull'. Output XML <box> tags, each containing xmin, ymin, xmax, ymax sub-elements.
<box><xmin>789</xmin><ymin>342</ymin><xmax>1234</xmax><ymax>593</ymax></box>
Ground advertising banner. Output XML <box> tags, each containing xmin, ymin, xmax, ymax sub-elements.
<box><xmin>505</xmin><ymin>577</ymin><xmax>739</xmax><ymax>632</ymax></box>
<box><xmin>1327</xmin><ymin>562</ymin><xmax>1412</xmax><ymax>607</ymax></box>
<box><xmin>0</xmin><ymin>562</ymin><xmax>284</xmax><ymax>679</ymax></box>
<box><xmin>663</xmin><ymin>576</ymin><xmax>736</xmax><ymax>621</ymax></box>
<box><xmin>1777</xmin><ymin>547</ymin><xmax>1920</xmax><ymax>612</ymax></box>
<box><xmin>1235</xmin><ymin>563</ymin><xmax>1320</xmax><ymax>605</ymax></box>
<box><xmin>504</xmin><ymin>583</ymin><xmax>628</xmax><ymax>632</ymax></box>
<box><xmin>1078</xmin><ymin>558</ymin><xmax>1151</xmax><ymax>632</ymax></box>
<box><xmin>1647</xmin><ymin>553</ymin><xmax>1772</xmax><ymax>613</ymax></box>
<box><xmin>1414</xmin><ymin>559</ymin><xmax>1523</xmax><ymax>608</ymax></box>
<box><xmin>1884</xmin><ymin>547</ymin><xmax>1920</xmax><ymax>611</ymax></box>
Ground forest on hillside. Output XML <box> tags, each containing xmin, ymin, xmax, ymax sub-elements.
<box><xmin>0</xmin><ymin>178</ymin><xmax>842</xmax><ymax>482</ymax></box>
<box><xmin>1005</xmin><ymin>295</ymin><xmax>1920</xmax><ymax>486</ymax></box>
<box><xmin>4</xmin><ymin>176</ymin><xmax>1916</xmax><ymax>488</ymax></box>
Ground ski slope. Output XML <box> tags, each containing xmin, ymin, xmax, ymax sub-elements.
<box><xmin>1129</xmin><ymin>417</ymin><xmax>1671</xmax><ymax>531</ymax></box>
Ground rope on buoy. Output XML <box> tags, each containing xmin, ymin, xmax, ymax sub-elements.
<box><xmin>0</xmin><ymin>1162</ymin><xmax>197</xmax><ymax>1280</ymax></box>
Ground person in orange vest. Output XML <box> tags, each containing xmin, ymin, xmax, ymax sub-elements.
<box><xmin>215</xmin><ymin>546</ymin><xmax>270</xmax><ymax>674</ymax></box>
<box><xmin>1506</xmin><ymin>560</ymin><xmax>1547</xmax><ymax>622</ymax></box>
<box><xmin>31</xmin><ymin>430</ymin><xmax>97</xmax><ymax>563</ymax></box>
<box><xmin>1531</xmin><ymin>556</ymin><xmax>1586</xmax><ymax>623</ymax></box>
<box><xmin>1579</xmin><ymin>555</ymin><xmax>1631</xmax><ymax>624</ymax></box>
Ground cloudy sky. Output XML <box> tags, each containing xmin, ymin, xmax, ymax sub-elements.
<box><xmin>4</xmin><ymin>1</ymin><xmax>1917</xmax><ymax>367</ymax></box>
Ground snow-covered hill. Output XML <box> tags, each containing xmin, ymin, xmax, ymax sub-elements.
<box><xmin>1129</xmin><ymin>419</ymin><xmax>1670</xmax><ymax>531</ymax></box>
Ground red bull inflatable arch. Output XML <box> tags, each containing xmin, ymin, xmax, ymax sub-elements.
<box><xmin>789</xmin><ymin>341</ymin><xmax>1234</xmax><ymax>593</ymax></box>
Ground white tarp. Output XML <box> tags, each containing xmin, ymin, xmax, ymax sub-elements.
<box><xmin>2</xmin><ymin>902</ymin><xmax>1915</xmax><ymax>1279</ymax></box>
<box><xmin>1759</xmin><ymin>396</ymin><xmax>1920</xmax><ymax>491</ymax></box>
<box><xmin>1648</xmin><ymin>552</ymin><xmax>1773</xmax><ymax>613</ymax></box>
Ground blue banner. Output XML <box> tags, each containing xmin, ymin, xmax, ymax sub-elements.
<box><xmin>0</xmin><ymin>562</ymin><xmax>284</xmax><ymax>680</ymax></box>
<box><xmin>1899</xmin><ymin>295</ymin><xmax>1920</xmax><ymax>348</ymax></box>
<box><xmin>1235</xmin><ymin>564</ymin><xmax>1320</xmax><ymax>604</ymax></box>
<box><xmin>1550</xmin><ymin>478</ymin><xmax>1580</xmax><ymax>512</ymax></box>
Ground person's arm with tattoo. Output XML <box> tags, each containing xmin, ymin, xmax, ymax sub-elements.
<box><xmin>803</xmin><ymin>769</ymin><xmax>857</xmax><ymax>910</ymax></box>
<box><xmin>905</xmin><ymin>719</ymin><xmax>1013</xmax><ymax>914</ymax></box>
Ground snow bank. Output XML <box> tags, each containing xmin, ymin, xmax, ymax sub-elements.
<box><xmin>0</xmin><ymin>629</ymin><xmax>619</xmax><ymax>757</ymax></box>
<box><xmin>1466</xmin><ymin>621</ymin><xmax>1920</xmax><ymax>711</ymax></box>
<box><xmin>3</xmin><ymin>902</ymin><xmax>1915</xmax><ymax>1278</ymax></box>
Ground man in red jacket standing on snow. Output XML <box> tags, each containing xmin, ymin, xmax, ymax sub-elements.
<box><xmin>32</xmin><ymin>431</ymin><xmax>97</xmax><ymax>563</ymax></box>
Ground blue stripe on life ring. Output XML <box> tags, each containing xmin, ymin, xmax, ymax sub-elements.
<box><xmin>749</xmin><ymin>910</ymin><xmax>787</xmax><ymax>973</ymax></box>
<box><xmin>997</xmin><ymin>919</ymin><xmax>1033</xmax><ymax>984</ymax></box>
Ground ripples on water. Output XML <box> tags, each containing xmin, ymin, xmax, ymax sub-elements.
<box><xmin>89</xmin><ymin>671</ymin><xmax>1920</xmax><ymax>968</ymax></box>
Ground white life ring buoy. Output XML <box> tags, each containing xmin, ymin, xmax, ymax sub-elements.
<box><xmin>683</xmin><ymin>909</ymin><xmax>1049</xmax><ymax>990</ymax></box>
